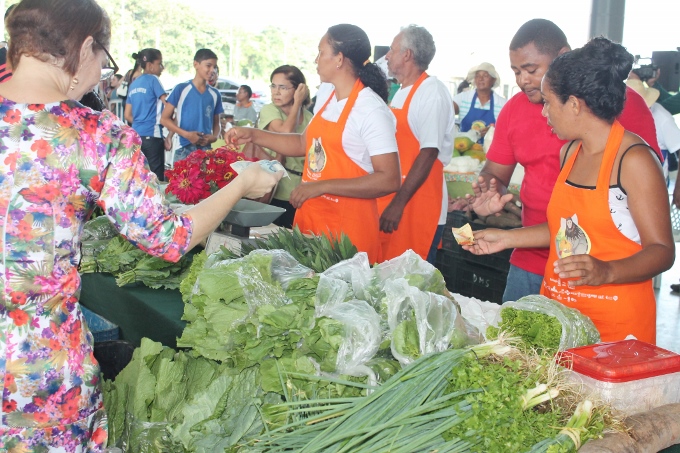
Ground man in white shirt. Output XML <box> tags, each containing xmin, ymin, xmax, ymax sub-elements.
<box><xmin>379</xmin><ymin>25</ymin><xmax>455</xmax><ymax>263</ymax></box>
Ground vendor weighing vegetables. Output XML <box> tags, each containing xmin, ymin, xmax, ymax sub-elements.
<box><xmin>462</xmin><ymin>37</ymin><xmax>674</xmax><ymax>344</ymax></box>
<box><xmin>227</xmin><ymin>24</ymin><xmax>400</xmax><ymax>263</ymax></box>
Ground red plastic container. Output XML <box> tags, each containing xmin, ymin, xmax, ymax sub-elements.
<box><xmin>559</xmin><ymin>340</ymin><xmax>680</xmax><ymax>415</ymax></box>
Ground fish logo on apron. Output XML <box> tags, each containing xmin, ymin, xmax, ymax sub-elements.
<box><xmin>306</xmin><ymin>137</ymin><xmax>327</xmax><ymax>180</ymax></box>
<box><xmin>555</xmin><ymin>214</ymin><xmax>591</xmax><ymax>258</ymax></box>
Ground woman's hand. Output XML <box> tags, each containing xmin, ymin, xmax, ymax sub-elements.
<box><xmin>225</xmin><ymin>126</ymin><xmax>254</xmax><ymax>146</ymax></box>
<box><xmin>236</xmin><ymin>163</ymin><xmax>283</xmax><ymax>199</ymax></box>
<box><xmin>461</xmin><ymin>228</ymin><xmax>510</xmax><ymax>255</ymax></box>
<box><xmin>290</xmin><ymin>181</ymin><xmax>325</xmax><ymax>208</ymax></box>
<box><xmin>293</xmin><ymin>83</ymin><xmax>308</xmax><ymax>106</ymax></box>
<box><xmin>553</xmin><ymin>255</ymin><xmax>613</xmax><ymax>287</ymax></box>
<box><xmin>466</xmin><ymin>176</ymin><xmax>515</xmax><ymax>217</ymax></box>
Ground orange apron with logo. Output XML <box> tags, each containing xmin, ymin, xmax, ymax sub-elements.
<box><xmin>377</xmin><ymin>72</ymin><xmax>443</xmax><ymax>261</ymax></box>
<box><xmin>293</xmin><ymin>79</ymin><xmax>381</xmax><ymax>263</ymax></box>
<box><xmin>541</xmin><ymin>121</ymin><xmax>655</xmax><ymax>343</ymax></box>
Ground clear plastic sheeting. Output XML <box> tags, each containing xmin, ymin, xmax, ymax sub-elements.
<box><xmin>115</xmin><ymin>414</ymin><xmax>179</xmax><ymax>453</ymax></box>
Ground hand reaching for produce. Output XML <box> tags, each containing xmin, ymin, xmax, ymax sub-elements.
<box><xmin>553</xmin><ymin>254</ymin><xmax>613</xmax><ymax>288</ymax></box>
<box><xmin>461</xmin><ymin>228</ymin><xmax>510</xmax><ymax>255</ymax></box>
<box><xmin>466</xmin><ymin>176</ymin><xmax>515</xmax><ymax>217</ymax></box>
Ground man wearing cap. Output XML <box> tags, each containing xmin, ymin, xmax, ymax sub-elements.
<box><xmin>467</xmin><ymin>19</ymin><xmax>660</xmax><ymax>302</ymax></box>
<box><xmin>378</xmin><ymin>25</ymin><xmax>455</xmax><ymax>263</ymax></box>
<box><xmin>453</xmin><ymin>62</ymin><xmax>506</xmax><ymax>143</ymax></box>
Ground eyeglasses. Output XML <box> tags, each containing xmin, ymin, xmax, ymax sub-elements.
<box><xmin>269</xmin><ymin>84</ymin><xmax>294</xmax><ymax>92</ymax></box>
<box><xmin>95</xmin><ymin>39</ymin><xmax>119</xmax><ymax>81</ymax></box>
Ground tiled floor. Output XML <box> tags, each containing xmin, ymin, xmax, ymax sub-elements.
<box><xmin>655</xmin><ymin>253</ymin><xmax>680</xmax><ymax>353</ymax></box>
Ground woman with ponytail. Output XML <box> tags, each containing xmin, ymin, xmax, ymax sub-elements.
<box><xmin>124</xmin><ymin>48</ymin><xmax>168</xmax><ymax>181</ymax></box>
<box><xmin>227</xmin><ymin>24</ymin><xmax>400</xmax><ymax>262</ymax></box>
<box><xmin>464</xmin><ymin>37</ymin><xmax>674</xmax><ymax>344</ymax></box>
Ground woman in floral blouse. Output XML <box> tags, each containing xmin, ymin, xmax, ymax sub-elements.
<box><xmin>0</xmin><ymin>0</ymin><xmax>280</xmax><ymax>451</ymax></box>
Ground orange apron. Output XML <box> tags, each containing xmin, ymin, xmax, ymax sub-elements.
<box><xmin>293</xmin><ymin>79</ymin><xmax>381</xmax><ymax>263</ymax></box>
<box><xmin>377</xmin><ymin>72</ymin><xmax>443</xmax><ymax>261</ymax></box>
<box><xmin>541</xmin><ymin>121</ymin><xmax>655</xmax><ymax>343</ymax></box>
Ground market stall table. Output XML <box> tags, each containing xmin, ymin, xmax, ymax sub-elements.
<box><xmin>79</xmin><ymin>272</ymin><xmax>185</xmax><ymax>348</ymax></box>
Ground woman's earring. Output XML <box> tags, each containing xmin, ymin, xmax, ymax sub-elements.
<box><xmin>70</xmin><ymin>76</ymin><xmax>79</xmax><ymax>91</ymax></box>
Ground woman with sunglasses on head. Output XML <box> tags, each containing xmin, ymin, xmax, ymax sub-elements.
<box><xmin>124</xmin><ymin>48</ymin><xmax>168</xmax><ymax>181</ymax></box>
<box><xmin>0</xmin><ymin>0</ymin><xmax>280</xmax><ymax>450</ymax></box>
<box><xmin>228</xmin><ymin>24</ymin><xmax>400</xmax><ymax>262</ymax></box>
<box><xmin>257</xmin><ymin>64</ymin><xmax>313</xmax><ymax>227</ymax></box>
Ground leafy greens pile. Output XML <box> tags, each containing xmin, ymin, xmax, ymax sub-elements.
<box><xmin>487</xmin><ymin>294</ymin><xmax>601</xmax><ymax>351</ymax></box>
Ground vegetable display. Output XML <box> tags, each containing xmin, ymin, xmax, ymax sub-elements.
<box><xmin>487</xmin><ymin>295</ymin><xmax>601</xmax><ymax>352</ymax></box>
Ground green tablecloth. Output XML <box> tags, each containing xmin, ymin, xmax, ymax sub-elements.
<box><xmin>79</xmin><ymin>272</ymin><xmax>185</xmax><ymax>348</ymax></box>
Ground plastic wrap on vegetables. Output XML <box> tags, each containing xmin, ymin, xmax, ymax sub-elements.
<box><xmin>320</xmin><ymin>300</ymin><xmax>382</xmax><ymax>378</ymax></box>
<box><xmin>385</xmin><ymin>278</ymin><xmax>472</xmax><ymax>366</ymax></box>
<box><xmin>487</xmin><ymin>294</ymin><xmax>601</xmax><ymax>351</ymax></box>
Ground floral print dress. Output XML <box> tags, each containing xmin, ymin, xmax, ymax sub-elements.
<box><xmin>0</xmin><ymin>98</ymin><xmax>193</xmax><ymax>452</ymax></box>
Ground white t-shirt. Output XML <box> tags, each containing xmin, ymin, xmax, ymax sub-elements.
<box><xmin>651</xmin><ymin>103</ymin><xmax>680</xmax><ymax>154</ymax></box>
<box><xmin>390</xmin><ymin>76</ymin><xmax>455</xmax><ymax>225</ymax></box>
<box><xmin>313</xmin><ymin>83</ymin><xmax>397</xmax><ymax>173</ymax></box>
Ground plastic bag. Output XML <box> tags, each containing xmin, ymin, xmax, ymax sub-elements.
<box><xmin>116</xmin><ymin>413</ymin><xmax>181</xmax><ymax>453</ymax></box>
<box><xmin>455</xmin><ymin>293</ymin><xmax>502</xmax><ymax>341</ymax></box>
<box><xmin>231</xmin><ymin>159</ymin><xmax>289</xmax><ymax>178</ymax></box>
<box><xmin>267</xmin><ymin>249</ymin><xmax>315</xmax><ymax>288</ymax></box>
<box><xmin>491</xmin><ymin>295</ymin><xmax>601</xmax><ymax>350</ymax></box>
<box><xmin>322</xmin><ymin>252</ymin><xmax>370</xmax><ymax>301</ymax></box>
<box><xmin>322</xmin><ymin>299</ymin><xmax>382</xmax><ymax>376</ymax></box>
<box><xmin>372</xmin><ymin>250</ymin><xmax>448</xmax><ymax>298</ymax></box>
<box><xmin>315</xmin><ymin>274</ymin><xmax>351</xmax><ymax>317</ymax></box>
<box><xmin>385</xmin><ymin>278</ymin><xmax>472</xmax><ymax>366</ymax></box>
<box><xmin>81</xmin><ymin>216</ymin><xmax>119</xmax><ymax>241</ymax></box>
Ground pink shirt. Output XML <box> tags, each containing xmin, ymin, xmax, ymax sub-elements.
<box><xmin>487</xmin><ymin>87</ymin><xmax>660</xmax><ymax>275</ymax></box>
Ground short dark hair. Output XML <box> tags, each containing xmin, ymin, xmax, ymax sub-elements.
<box><xmin>239</xmin><ymin>84</ymin><xmax>252</xmax><ymax>98</ymax></box>
<box><xmin>545</xmin><ymin>37</ymin><xmax>633</xmax><ymax>122</ymax></box>
<box><xmin>510</xmin><ymin>19</ymin><xmax>570</xmax><ymax>57</ymax></box>
<box><xmin>7</xmin><ymin>0</ymin><xmax>111</xmax><ymax>76</ymax></box>
<box><xmin>194</xmin><ymin>48</ymin><xmax>217</xmax><ymax>63</ymax></box>
<box><xmin>113</xmin><ymin>73</ymin><xmax>123</xmax><ymax>81</ymax></box>
<box><xmin>271</xmin><ymin>64</ymin><xmax>310</xmax><ymax>106</ymax></box>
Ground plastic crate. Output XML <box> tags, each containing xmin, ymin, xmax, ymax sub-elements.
<box><xmin>453</xmin><ymin>262</ymin><xmax>507</xmax><ymax>304</ymax></box>
<box><xmin>94</xmin><ymin>340</ymin><xmax>135</xmax><ymax>381</ymax></box>
<box><xmin>444</xmin><ymin>210</ymin><xmax>512</xmax><ymax>272</ymax></box>
<box><xmin>435</xmin><ymin>249</ymin><xmax>457</xmax><ymax>289</ymax></box>
<box><xmin>81</xmin><ymin>306</ymin><xmax>119</xmax><ymax>342</ymax></box>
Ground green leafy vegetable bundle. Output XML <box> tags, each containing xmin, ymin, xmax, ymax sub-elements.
<box><xmin>103</xmin><ymin>338</ymin><xmax>281</xmax><ymax>452</ymax></box>
<box><xmin>217</xmin><ymin>226</ymin><xmax>358</xmax><ymax>273</ymax></box>
<box><xmin>80</xmin><ymin>234</ymin><xmax>194</xmax><ymax>290</ymax></box>
<box><xmin>487</xmin><ymin>295</ymin><xmax>601</xmax><ymax>351</ymax></box>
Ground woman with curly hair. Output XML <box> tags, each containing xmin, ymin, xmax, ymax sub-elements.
<box><xmin>463</xmin><ymin>37</ymin><xmax>674</xmax><ymax>344</ymax></box>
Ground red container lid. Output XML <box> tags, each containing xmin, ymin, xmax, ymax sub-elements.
<box><xmin>557</xmin><ymin>340</ymin><xmax>680</xmax><ymax>383</ymax></box>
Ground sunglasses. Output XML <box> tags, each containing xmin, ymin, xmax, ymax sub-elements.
<box><xmin>95</xmin><ymin>39</ymin><xmax>119</xmax><ymax>81</ymax></box>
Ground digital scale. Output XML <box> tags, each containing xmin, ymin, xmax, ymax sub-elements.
<box><xmin>205</xmin><ymin>199</ymin><xmax>285</xmax><ymax>255</ymax></box>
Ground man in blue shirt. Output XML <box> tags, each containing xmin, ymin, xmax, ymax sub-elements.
<box><xmin>162</xmin><ymin>49</ymin><xmax>224</xmax><ymax>163</ymax></box>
